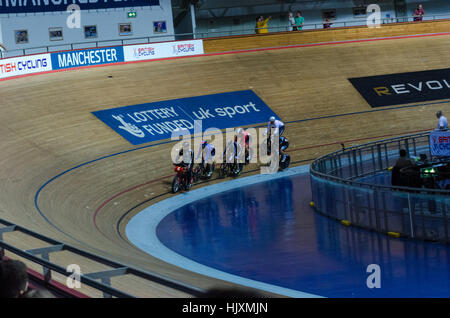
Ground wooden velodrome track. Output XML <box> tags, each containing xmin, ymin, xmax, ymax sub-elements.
<box><xmin>2</xmin><ymin>23</ymin><xmax>450</xmax><ymax>297</ymax></box>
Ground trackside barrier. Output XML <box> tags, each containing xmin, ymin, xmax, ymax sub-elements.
<box><xmin>0</xmin><ymin>40</ymin><xmax>204</xmax><ymax>80</ymax></box>
<box><xmin>2</xmin><ymin>12</ymin><xmax>450</xmax><ymax>59</ymax></box>
<box><xmin>310</xmin><ymin>132</ymin><xmax>450</xmax><ymax>243</ymax></box>
<box><xmin>0</xmin><ymin>218</ymin><xmax>205</xmax><ymax>298</ymax></box>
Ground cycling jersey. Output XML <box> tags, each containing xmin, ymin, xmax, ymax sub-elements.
<box><xmin>197</xmin><ymin>143</ymin><xmax>216</xmax><ymax>162</ymax></box>
<box><xmin>224</xmin><ymin>141</ymin><xmax>243</xmax><ymax>163</ymax></box>
<box><xmin>176</xmin><ymin>149</ymin><xmax>194</xmax><ymax>167</ymax></box>
<box><xmin>280</xmin><ymin>137</ymin><xmax>289</xmax><ymax>151</ymax></box>
<box><xmin>266</xmin><ymin>119</ymin><xmax>285</xmax><ymax>136</ymax></box>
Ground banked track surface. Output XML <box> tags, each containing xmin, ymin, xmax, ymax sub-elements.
<box><xmin>2</xmin><ymin>33</ymin><xmax>450</xmax><ymax>296</ymax></box>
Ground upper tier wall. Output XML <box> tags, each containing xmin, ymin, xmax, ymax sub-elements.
<box><xmin>203</xmin><ymin>19</ymin><xmax>450</xmax><ymax>53</ymax></box>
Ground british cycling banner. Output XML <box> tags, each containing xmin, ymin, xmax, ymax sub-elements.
<box><xmin>430</xmin><ymin>130</ymin><xmax>450</xmax><ymax>157</ymax></box>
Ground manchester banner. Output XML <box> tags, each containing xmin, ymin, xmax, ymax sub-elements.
<box><xmin>51</xmin><ymin>46</ymin><xmax>124</xmax><ymax>70</ymax></box>
<box><xmin>429</xmin><ymin>130</ymin><xmax>450</xmax><ymax>157</ymax></box>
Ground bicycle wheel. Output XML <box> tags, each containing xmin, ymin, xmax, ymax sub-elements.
<box><xmin>185</xmin><ymin>178</ymin><xmax>192</xmax><ymax>190</ymax></box>
<box><xmin>172</xmin><ymin>175</ymin><xmax>180</xmax><ymax>193</ymax></box>
<box><xmin>219</xmin><ymin>163</ymin><xmax>226</xmax><ymax>178</ymax></box>
<box><xmin>193</xmin><ymin>166</ymin><xmax>200</xmax><ymax>182</ymax></box>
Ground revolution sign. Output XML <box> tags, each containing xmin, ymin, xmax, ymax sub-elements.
<box><xmin>92</xmin><ymin>90</ymin><xmax>279</xmax><ymax>145</ymax></box>
<box><xmin>349</xmin><ymin>68</ymin><xmax>450</xmax><ymax>108</ymax></box>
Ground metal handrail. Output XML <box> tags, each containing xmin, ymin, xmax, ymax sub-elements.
<box><xmin>310</xmin><ymin>131</ymin><xmax>450</xmax><ymax>195</ymax></box>
<box><xmin>2</xmin><ymin>12</ymin><xmax>450</xmax><ymax>59</ymax></box>
<box><xmin>0</xmin><ymin>217</ymin><xmax>205</xmax><ymax>298</ymax></box>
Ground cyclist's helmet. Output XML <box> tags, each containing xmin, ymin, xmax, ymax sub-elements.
<box><xmin>179</xmin><ymin>141</ymin><xmax>190</xmax><ymax>156</ymax></box>
<box><xmin>236</xmin><ymin>128</ymin><xmax>243</xmax><ymax>135</ymax></box>
<box><xmin>269</xmin><ymin>116</ymin><xmax>276</xmax><ymax>123</ymax></box>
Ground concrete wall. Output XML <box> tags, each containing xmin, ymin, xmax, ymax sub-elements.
<box><xmin>0</xmin><ymin>0</ymin><xmax>175</xmax><ymax>54</ymax></box>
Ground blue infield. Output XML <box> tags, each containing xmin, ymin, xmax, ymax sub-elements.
<box><xmin>126</xmin><ymin>165</ymin><xmax>450</xmax><ymax>298</ymax></box>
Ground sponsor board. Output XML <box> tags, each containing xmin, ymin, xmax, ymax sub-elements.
<box><xmin>430</xmin><ymin>130</ymin><xmax>450</xmax><ymax>157</ymax></box>
<box><xmin>0</xmin><ymin>53</ymin><xmax>52</xmax><ymax>79</ymax></box>
<box><xmin>92</xmin><ymin>90</ymin><xmax>278</xmax><ymax>145</ymax></box>
<box><xmin>349</xmin><ymin>69</ymin><xmax>450</xmax><ymax>108</ymax></box>
<box><xmin>0</xmin><ymin>0</ymin><xmax>159</xmax><ymax>14</ymax></box>
<box><xmin>123</xmin><ymin>40</ymin><xmax>204</xmax><ymax>62</ymax></box>
<box><xmin>51</xmin><ymin>46</ymin><xmax>124</xmax><ymax>70</ymax></box>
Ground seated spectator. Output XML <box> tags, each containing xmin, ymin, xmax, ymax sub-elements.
<box><xmin>288</xmin><ymin>12</ymin><xmax>296</xmax><ymax>31</ymax></box>
<box><xmin>414</xmin><ymin>4</ymin><xmax>425</xmax><ymax>21</ymax></box>
<box><xmin>294</xmin><ymin>11</ymin><xmax>305</xmax><ymax>30</ymax></box>
<box><xmin>0</xmin><ymin>259</ymin><xmax>29</xmax><ymax>298</ymax></box>
<box><xmin>255</xmin><ymin>16</ymin><xmax>271</xmax><ymax>34</ymax></box>
<box><xmin>323</xmin><ymin>18</ymin><xmax>333</xmax><ymax>29</ymax></box>
<box><xmin>436</xmin><ymin>110</ymin><xmax>448</xmax><ymax>130</ymax></box>
<box><xmin>20</xmin><ymin>288</ymin><xmax>55</xmax><ymax>298</ymax></box>
<box><xmin>391</xmin><ymin>149</ymin><xmax>415</xmax><ymax>186</ymax></box>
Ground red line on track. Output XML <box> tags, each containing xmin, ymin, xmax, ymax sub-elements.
<box><xmin>93</xmin><ymin>127</ymin><xmax>432</xmax><ymax>233</ymax></box>
<box><xmin>2</xmin><ymin>31</ymin><xmax>450</xmax><ymax>82</ymax></box>
<box><xmin>92</xmin><ymin>174</ymin><xmax>172</xmax><ymax>235</ymax></box>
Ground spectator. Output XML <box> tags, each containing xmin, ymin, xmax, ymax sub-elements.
<box><xmin>391</xmin><ymin>149</ymin><xmax>415</xmax><ymax>186</ymax></box>
<box><xmin>294</xmin><ymin>11</ymin><xmax>305</xmax><ymax>30</ymax></box>
<box><xmin>436</xmin><ymin>111</ymin><xmax>448</xmax><ymax>130</ymax></box>
<box><xmin>20</xmin><ymin>288</ymin><xmax>55</xmax><ymax>298</ymax></box>
<box><xmin>255</xmin><ymin>15</ymin><xmax>271</xmax><ymax>34</ymax></box>
<box><xmin>0</xmin><ymin>259</ymin><xmax>29</xmax><ymax>298</ymax></box>
<box><xmin>288</xmin><ymin>12</ymin><xmax>296</xmax><ymax>31</ymax></box>
<box><xmin>323</xmin><ymin>17</ymin><xmax>333</xmax><ymax>29</ymax></box>
<box><xmin>0</xmin><ymin>43</ymin><xmax>6</xmax><ymax>51</ymax></box>
<box><xmin>414</xmin><ymin>4</ymin><xmax>425</xmax><ymax>21</ymax></box>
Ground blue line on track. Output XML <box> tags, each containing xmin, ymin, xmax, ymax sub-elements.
<box><xmin>33</xmin><ymin>99</ymin><xmax>450</xmax><ymax>241</ymax></box>
<box><xmin>125</xmin><ymin>164</ymin><xmax>322</xmax><ymax>298</ymax></box>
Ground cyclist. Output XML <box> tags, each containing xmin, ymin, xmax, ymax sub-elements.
<box><xmin>264</xmin><ymin>116</ymin><xmax>285</xmax><ymax>155</ymax></box>
<box><xmin>223</xmin><ymin>136</ymin><xmax>244</xmax><ymax>176</ymax></box>
<box><xmin>279</xmin><ymin>136</ymin><xmax>289</xmax><ymax>155</ymax></box>
<box><xmin>236</xmin><ymin>128</ymin><xmax>252</xmax><ymax>164</ymax></box>
<box><xmin>196</xmin><ymin>140</ymin><xmax>216</xmax><ymax>178</ymax></box>
<box><xmin>265</xmin><ymin>116</ymin><xmax>285</xmax><ymax>137</ymax></box>
<box><xmin>175</xmin><ymin>141</ymin><xmax>194</xmax><ymax>182</ymax></box>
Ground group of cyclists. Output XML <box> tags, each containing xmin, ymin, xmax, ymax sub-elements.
<box><xmin>172</xmin><ymin>116</ymin><xmax>288</xmax><ymax>193</ymax></box>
